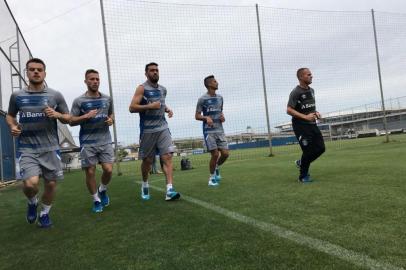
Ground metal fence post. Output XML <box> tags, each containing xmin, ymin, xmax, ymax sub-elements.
<box><xmin>100</xmin><ymin>0</ymin><xmax>122</xmax><ymax>175</ymax></box>
<box><xmin>255</xmin><ymin>4</ymin><xmax>273</xmax><ymax>156</ymax></box>
<box><xmin>371</xmin><ymin>9</ymin><xmax>389</xmax><ymax>142</ymax></box>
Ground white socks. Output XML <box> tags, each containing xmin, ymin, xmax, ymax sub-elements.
<box><xmin>142</xmin><ymin>181</ymin><xmax>149</xmax><ymax>188</ymax></box>
<box><xmin>39</xmin><ymin>203</ymin><xmax>51</xmax><ymax>217</ymax></box>
<box><xmin>92</xmin><ymin>192</ymin><xmax>101</xmax><ymax>202</ymax></box>
<box><xmin>98</xmin><ymin>184</ymin><xmax>107</xmax><ymax>192</ymax></box>
<box><xmin>28</xmin><ymin>196</ymin><xmax>38</xmax><ymax>205</ymax></box>
<box><xmin>166</xmin><ymin>184</ymin><xmax>173</xmax><ymax>191</ymax></box>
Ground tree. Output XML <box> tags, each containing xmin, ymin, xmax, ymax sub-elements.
<box><xmin>117</xmin><ymin>148</ymin><xmax>128</xmax><ymax>162</ymax></box>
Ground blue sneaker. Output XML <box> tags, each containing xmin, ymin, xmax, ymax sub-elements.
<box><xmin>92</xmin><ymin>201</ymin><xmax>103</xmax><ymax>213</ymax></box>
<box><xmin>165</xmin><ymin>188</ymin><xmax>181</xmax><ymax>201</ymax></box>
<box><xmin>37</xmin><ymin>214</ymin><xmax>53</xmax><ymax>228</ymax></box>
<box><xmin>298</xmin><ymin>175</ymin><xmax>313</xmax><ymax>183</ymax></box>
<box><xmin>26</xmin><ymin>203</ymin><xmax>38</xmax><ymax>224</ymax></box>
<box><xmin>141</xmin><ymin>186</ymin><xmax>150</xmax><ymax>200</ymax></box>
<box><xmin>98</xmin><ymin>190</ymin><xmax>110</xmax><ymax>207</ymax></box>
<box><xmin>208</xmin><ymin>177</ymin><xmax>219</xmax><ymax>187</ymax></box>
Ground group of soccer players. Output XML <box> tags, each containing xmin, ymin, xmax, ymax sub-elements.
<box><xmin>6</xmin><ymin>58</ymin><xmax>324</xmax><ymax>228</ymax></box>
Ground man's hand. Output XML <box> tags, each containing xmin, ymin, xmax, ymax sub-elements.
<box><xmin>304</xmin><ymin>113</ymin><xmax>317</xmax><ymax>122</ymax></box>
<box><xmin>220</xmin><ymin>113</ymin><xmax>225</xmax><ymax>123</ymax></box>
<box><xmin>44</xmin><ymin>106</ymin><xmax>62</xmax><ymax>120</ymax></box>
<box><xmin>85</xmin><ymin>109</ymin><xmax>98</xmax><ymax>120</ymax></box>
<box><xmin>206</xmin><ymin>116</ymin><xmax>214</xmax><ymax>127</ymax></box>
<box><xmin>105</xmin><ymin>116</ymin><xmax>114</xmax><ymax>126</ymax></box>
<box><xmin>165</xmin><ymin>107</ymin><xmax>173</xmax><ymax>118</ymax></box>
<box><xmin>10</xmin><ymin>124</ymin><xmax>22</xmax><ymax>137</ymax></box>
<box><xmin>315</xmin><ymin>111</ymin><xmax>322</xmax><ymax>120</ymax></box>
<box><xmin>148</xmin><ymin>101</ymin><xmax>161</xmax><ymax>110</ymax></box>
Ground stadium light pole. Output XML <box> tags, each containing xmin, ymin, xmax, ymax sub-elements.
<box><xmin>371</xmin><ymin>9</ymin><xmax>389</xmax><ymax>143</ymax></box>
<box><xmin>100</xmin><ymin>0</ymin><xmax>122</xmax><ymax>175</ymax></box>
<box><xmin>255</xmin><ymin>4</ymin><xmax>273</xmax><ymax>157</ymax></box>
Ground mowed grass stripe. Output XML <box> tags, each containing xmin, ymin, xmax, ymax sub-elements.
<box><xmin>147</xmin><ymin>184</ymin><xmax>404</xmax><ymax>270</ymax></box>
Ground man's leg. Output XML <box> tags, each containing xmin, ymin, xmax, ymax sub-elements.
<box><xmin>161</xmin><ymin>153</ymin><xmax>180</xmax><ymax>200</ymax></box>
<box><xmin>216</xmin><ymin>148</ymin><xmax>229</xmax><ymax>181</ymax></box>
<box><xmin>294</xmin><ymin>124</ymin><xmax>313</xmax><ymax>181</ymax></box>
<box><xmin>101</xmin><ymin>163</ymin><xmax>113</xmax><ymax>186</ymax></box>
<box><xmin>23</xmin><ymin>176</ymin><xmax>40</xmax><ymax>224</ymax></box>
<box><xmin>161</xmin><ymin>153</ymin><xmax>173</xmax><ymax>185</ymax></box>
<box><xmin>206</xmin><ymin>150</ymin><xmax>218</xmax><ymax>186</ymax></box>
<box><xmin>98</xmin><ymin>144</ymin><xmax>115</xmax><ymax>206</ymax></box>
<box><xmin>99</xmin><ymin>163</ymin><xmax>113</xmax><ymax>207</ymax></box>
<box><xmin>217</xmin><ymin>149</ymin><xmax>229</xmax><ymax>166</ymax></box>
<box><xmin>141</xmin><ymin>157</ymin><xmax>153</xmax><ymax>200</ymax></box>
<box><xmin>214</xmin><ymin>134</ymin><xmax>229</xmax><ymax>181</ymax></box>
<box><xmin>23</xmin><ymin>176</ymin><xmax>40</xmax><ymax>202</ymax></box>
<box><xmin>157</xmin><ymin>129</ymin><xmax>180</xmax><ymax>200</ymax></box>
<box><xmin>309</xmin><ymin>128</ymin><xmax>326</xmax><ymax>163</ymax></box>
<box><xmin>85</xmin><ymin>166</ymin><xmax>103</xmax><ymax>212</ymax></box>
<box><xmin>209</xmin><ymin>149</ymin><xmax>220</xmax><ymax>175</ymax></box>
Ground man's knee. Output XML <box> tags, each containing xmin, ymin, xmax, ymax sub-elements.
<box><xmin>85</xmin><ymin>166</ymin><xmax>96</xmax><ymax>177</ymax></box>
<box><xmin>221</xmin><ymin>150</ymin><xmax>229</xmax><ymax>159</ymax></box>
<box><xmin>102</xmin><ymin>164</ymin><xmax>113</xmax><ymax>175</ymax></box>
<box><xmin>160</xmin><ymin>153</ymin><xmax>172</xmax><ymax>165</ymax></box>
<box><xmin>143</xmin><ymin>157</ymin><xmax>154</xmax><ymax>166</ymax></box>
<box><xmin>211</xmin><ymin>150</ymin><xmax>220</xmax><ymax>159</ymax></box>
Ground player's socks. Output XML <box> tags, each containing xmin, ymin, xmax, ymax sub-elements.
<box><xmin>98</xmin><ymin>184</ymin><xmax>107</xmax><ymax>192</ymax></box>
<box><xmin>215</xmin><ymin>165</ymin><xmax>222</xmax><ymax>182</ymax></box>
<box><xmin>28</xmin><ymin>196</ymin><xmax>38</xmax><ymax>205</ymax></box>
<box><xmin>39</xmin><ymin>203</ymin><xmax>51</xmax><ymax>217</ymax></box>
<box><xmin>92</xmin><ymin>192</ymin><xmax>101</xmax><ymax>202</ymax></box>
<box><xmin>141</xmin><ymin>181</ymin><xmax>150</xmax><ymax>200</ymax></box>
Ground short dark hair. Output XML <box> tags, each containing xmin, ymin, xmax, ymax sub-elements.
<box><xmin>85</xmin><ymin>69</ymin><xmax>99</xmax><ymax>78</ymax></box>
<box><xmin>296</xmin><ymin>68</ymin><xmax>309</xmax><ymax>79</ymax></box>
<box><xmin>26</xmin><ymin>58</ymin><xmax>46</xmax><ymax>70</ymax></box>
<box><xmin>204</xmin><ymin>75</ymin><xmax>215</xmax><ymax>88</ymax></box>
<box><xmin>145</xmin><ymin>62</ymin><xmax>158</xmax><ymax>72</ymax></box>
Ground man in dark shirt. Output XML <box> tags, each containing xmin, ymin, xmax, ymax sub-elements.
<box><xmin>287</xmin><ymin>68</ymin><xmax>325</xmax><ymax>183</ymax></box>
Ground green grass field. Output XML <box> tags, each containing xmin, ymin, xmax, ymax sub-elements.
<box><xmin>1</xmin><ymin>135</ymin><xmax>405</xmax><ymax>270</ymax></box>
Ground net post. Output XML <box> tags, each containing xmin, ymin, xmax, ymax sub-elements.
<box><xmin>255</xmin><ymin>3</ymin><xmax>273</xmax><ymax>156</ymax></box>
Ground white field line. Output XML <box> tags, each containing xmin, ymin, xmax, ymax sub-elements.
<box><xmin>147</xmin><ymin>183</ymin><xmax>403</xmax><ymax>270</ymax></box>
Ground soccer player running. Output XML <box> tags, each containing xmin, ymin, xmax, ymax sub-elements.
<box><xmin>287</xmin><ymin>68</ymin><xmax>325</xmax><ymax>183</ymax></box>
<box><xmin>195</xmin><ymin>75</ymin><xmax>229</xmax><ymax>186</ymax></box>
<box><xmin>70</xmin><ymin>69</ymin><xmax>114</xmax><ymax>213</ymax></box>
<box><xmin>6</xmin><ymin>58</ymin><xmax>71</xmax><ymax>228</ymax></box>
<box><xmin>129</xmin><ymin>62</ymin><xmax>180</xmax><ymax>201</ymax></box>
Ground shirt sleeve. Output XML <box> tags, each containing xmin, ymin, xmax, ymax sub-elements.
<box><xmin>287</xmin><ymin>89</ymin><xmax>298</xmax><ymax>108</ymax></box>
<box><xmin>196</xmin><ymin>98</ymin><xmax>203</xmax><ymax>113</ymax></box>
<box><xmin>7</xmin><ymin>92</ymin><xmax>18</xmax><ymax>117</ymax></box>
<box><xmin>70</xmin><ymin>98</ymin><xmax>81</xmax><ymax>116</ymax></box>
<box><xmin>55</xmin><ymin>91</ymin><xmax>69</xmax><ymax>114</ymax></box>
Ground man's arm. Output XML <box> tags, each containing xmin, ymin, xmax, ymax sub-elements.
<box><xmin>47</xmin><ymin>92</ymin><xmax>71</xmax><ymax>124</ymax></box>
<box><xmin>129</xmin><ymin>85</ymin><xmax>160</xmax><ymax>113</ymax></box>
<box><xmin>69</xmin><ymin>109</ymin><xmax>98</xmax><ymax>126</ymax></box>
<box><xmin>44</xmin><ymin>107</ymin><xmax>71</xmax><ymax>124</ymax></box>
<box><xmin>195</xmin><ymin>112</ymin><xmax>213</xmax><ymax>126</ymax></box>
<box><xmin>287</xmin><ymin>106</ymin><xmax>316</xmax><ymax>122</ymax></box>
<box><xmin>6</xmin><ymin>114</ymin><xmax>21</xmax><ymax>137</ymax></box>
